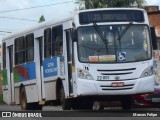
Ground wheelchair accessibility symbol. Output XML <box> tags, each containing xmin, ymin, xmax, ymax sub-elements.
<box><xmin>117</xmin><ymin>52</ymin><xmax>126</xmax><ymax>62</ymax></box>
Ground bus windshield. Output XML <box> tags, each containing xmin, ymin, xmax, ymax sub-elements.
<box><xmin>78</xmin><ymin>25</ymin><xmax>151</xmax><ymax>63</ymax></box>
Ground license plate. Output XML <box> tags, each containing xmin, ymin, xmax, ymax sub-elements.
<box><xmin>112</xmin><ymin>82</ymin><xmax>124</xmax><ymax>87</ymax></box>
<box><xmin>152</xmin><ymin>98</ymin><xmax>160</xmax><ymax>103</ymax></box>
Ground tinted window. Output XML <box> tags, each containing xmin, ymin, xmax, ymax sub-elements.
<box><xmin>44</xmin><ymin>28</ymin><xmax>51</xmax><ymax>58</ymax></box>
<box><xmin>26</xmin><ymin>33</ymin><xmax>34</xmax><ymax>62</ymax></box>
<box><xmin>15</xmin><ymin>36</ymin><xmax>25</xmax><ymax>65</ymax></box>
<box><xmin>52</xmin><ymin>25</ymin><xmax>63</xmax><ymax>56</ymax></box>
<box><xmin>2</xmin><ymin>42</ymin><xmax>6</xmax><ymax>69</ymax></box>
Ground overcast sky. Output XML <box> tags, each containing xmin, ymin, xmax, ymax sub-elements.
<box><xmin>0</xmin><ymin>0</ymin><xmax>160</xmax><ymax>43</ymax></box>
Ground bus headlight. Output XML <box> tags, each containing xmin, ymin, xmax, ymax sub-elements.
<box><xmin>141</xmin><ymin>66</ymin><xmax>154</xmax><ymax>78</ymax></box>
<box><xmin>77</xmin><ymin>68</ymin><xmax>94</xmax><ymax>80</ymax></box>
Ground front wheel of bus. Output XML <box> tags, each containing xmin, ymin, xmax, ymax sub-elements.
<box><xmin>60</xmin><ymin>86</ymin><xmax>72</xmax><ymax>110</ymax></box>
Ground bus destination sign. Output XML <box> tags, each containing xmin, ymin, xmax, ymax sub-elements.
<box><xmin>79</xmin><ymin>10</ymin><xmax>144</xmax><ymax>24</ymax></box>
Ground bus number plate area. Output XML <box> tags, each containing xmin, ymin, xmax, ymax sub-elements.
<box><xmin>97</xmin><ymin>76</ymin><xmax>109</xmax><ymax>80</ymax></box>
<box><xmin>112</xmin><ymin>82</ymin><xmax>124</xmax><ymax>87</ymax></box>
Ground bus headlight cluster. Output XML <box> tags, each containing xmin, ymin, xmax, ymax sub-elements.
<box><xmin>141</xmin><ymin>66</ymin><xmax>154</xmax><ymax>78</ymax></box>
<box><xmin>77</xmin><ymin>68</ymin><xmax>94</xmax><ymax>80</ymax></box>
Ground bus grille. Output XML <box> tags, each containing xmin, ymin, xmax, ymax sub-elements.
<box><xmin>100</xmin><ymin>84</ymin><xmax>134</xmax><ymax>90</ymax></box>
<box><xmin>97</xmin><ymin>68</ymin><xmax>136</xmax><ymax>81</ymax></box>
<box><xmin>97</xmin><ymin>68</ymin><xmax>136</xmax><ymax>76</ymax></box>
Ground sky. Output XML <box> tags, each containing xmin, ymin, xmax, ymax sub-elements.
<box><xmin>0</xmin><ymin>0</ymin><xmax>160</xmax><ymax>43</ymax></box>
<box><xmin>0</xmin><ymin>0</ymin><xmax>77</xmax><ymax>42</ymax></box>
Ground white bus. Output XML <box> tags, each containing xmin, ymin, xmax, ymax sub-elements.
<box><xmin>2</xmin><ymin>8</ymin><xmax>154</xmax><ymax>110</ymax></box>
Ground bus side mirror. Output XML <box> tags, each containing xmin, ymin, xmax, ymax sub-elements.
<box><xmin>150</xmin><ymin>27</ymin><xmax>157</xmax><ymax>50</ymax></box>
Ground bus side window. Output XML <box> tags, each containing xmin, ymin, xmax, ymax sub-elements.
<box><xmin>150</xmin><ymin>27</ymin><xmax>157</xmax><ymax>50</ymax></box>
<box><xmin>2</xmin><ymin>42</ymin><xmax>6</xmax><ymax>69</ymax></box>
<box><xmin>26</xmin><ymin>33</ymin><xmax>34</xmax><ymax>62</ymax></box>
<box><xmin>15</xmin><ymin>36</ymin><xmax>25</xmax><ymax>65</ymax></box>
<box><xmin>52</xmin><ymin>25</ymin><xmax>63</xmax><ymax>56</ymax></box>
<box><xmin>44</xmin><ymin>28</ymin><xmax>52</xmax><ymax>59</ymax></box>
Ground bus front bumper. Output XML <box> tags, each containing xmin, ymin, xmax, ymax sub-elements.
<box><xmin>76</xmin><ymin>76</ymin><xmax>154</xmax><ymax>96</ymax></box>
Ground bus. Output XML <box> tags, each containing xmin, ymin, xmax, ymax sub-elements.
<box><xmin>1</xmin><ymin>8</ymin><xmax>155</xmax><ymax>110</ymax></box>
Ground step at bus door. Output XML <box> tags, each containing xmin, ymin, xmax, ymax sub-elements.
<box><xmin>8</xmin><ymin>45</ymin><xmax>14</xmax><ymax>104</ymax></box>
<box><xmin>65</xmin><ymin>30</ymin><xmax>73</xmax><ymax>96</ymax></box>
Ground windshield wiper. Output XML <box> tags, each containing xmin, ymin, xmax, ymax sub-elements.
<box><xmin>93</xmin><ymin>21</ymin><xmax>109</xmax><ymax>54</ymax></box>
<box><xmin>117</xmin><ymin>22</ymin><xmax>133</xmax><ymax>51</ymax></box>
<box><xmin>117</xmin><ymin>22</ymin><xmax>133</xmax><ymax>41</ymax></box>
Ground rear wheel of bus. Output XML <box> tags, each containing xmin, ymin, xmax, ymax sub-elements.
<box><xmin>20</xmin><ymin>86</ymin><xmax>42</xmax><ymax>110</ymax></box>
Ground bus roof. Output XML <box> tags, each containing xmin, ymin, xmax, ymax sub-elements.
<box><xmin>2</xmin><ymin>14</ymin><xmax>73</xmax><ymax>41</ymax></box>
<box><xmin>76</xmin><ymin>8</ymin><xmax>145</xmax><ymax>14</ymax></box>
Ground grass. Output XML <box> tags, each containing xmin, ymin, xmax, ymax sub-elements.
<box><xmin>0</xmin><ymin>94</ymin><xmax>4</xmax><ymax>104</ymax></box>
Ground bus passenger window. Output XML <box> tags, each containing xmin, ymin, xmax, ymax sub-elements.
<box><xmin>26</xmin><ymin>33</ymin><xmax>34</xmax><ymax>62</ymax></box>
<box><xmin>44</xmin><ymin>28</ymin><xmax>51</xmax><ymax>59</ymax></box>
<box><xmin>52</xmin><ymin>25</ymin><xmax>63</xmax><ymax>56</ymax></box>
<box><xmin>2</xmin><ymin>43</ymin><xmax>6</xmax><ymax>69</ymax></box>
<box><xmin>15</xmin><ymin>37</ymin><xmax>25</xmax><ymax>65</ymax></box>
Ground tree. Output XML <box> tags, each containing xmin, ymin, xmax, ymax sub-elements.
<box><xmin>39</xmin><ymin>15</ymin><xmax>45</xmax><ymax>23</ymax></box>
<box><xmin>77</xmin><ymin>0</ymin><xmax>146</xmax><ymax>9</ymax></box>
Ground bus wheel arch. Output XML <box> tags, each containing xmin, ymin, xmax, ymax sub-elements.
<box><xmin>19</xmin><ymin>84</ymin><xmax>42</xmax><ymax>110</ymax></box>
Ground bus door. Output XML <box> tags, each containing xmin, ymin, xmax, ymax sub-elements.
<box><xmin>8</xmin><ymin>45</ymin><xmax>14</xmax><ymax>104</ymax></box>
<box><xmin>35</xmin><ymin>37</ymin><xmax>45</xmax><ymax>103</ymax></box>
<box><xmin>65</xmin><ymin>29</ymin><xmax>74</xmax><ymax>96</ymax></box>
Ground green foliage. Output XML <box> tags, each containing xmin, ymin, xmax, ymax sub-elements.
<box><xmin>39</xmin><ymin>15</ymin><xmax>45</xmax><ymax>23</ymax></box>
<box><xmin>0</xmin><ymin>94</ymin><xmax>3</xmax><ymax>104</ymax></box>
<box><xmin>77</xmin><ymin>0</ymin><xmax>146</xmax><ymax>9</ymax></box>
<box><xmin>2</xmin><ymin>70</ymin><xmax>8</xmax><ymax>85</ymax></box>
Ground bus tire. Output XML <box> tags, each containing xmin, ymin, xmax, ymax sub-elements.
<box><xmin>60</xmin><ymin>85</ymin><xmax>72</xmax><ymax>110</ymax></box>
<box><xmin>20</xmin><ymin>87</ymin><xmax>31</xmax><ymax>110</ymax></box>
<box><xmin>20</xmin><ymin>87</ymin><xmax>42</xmax><ymax>110</ymax></box>
<box><xmin>121</xmin><ymin>95</ymin><xmax>132</xmax><ymax>110</ymax></box>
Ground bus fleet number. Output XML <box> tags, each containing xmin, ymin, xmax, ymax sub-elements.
<box><xmin>97</xmin><ymin>76</ymin><xmax>109</xmax><ymax>80</ymax></box>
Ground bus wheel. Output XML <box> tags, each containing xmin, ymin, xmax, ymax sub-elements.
<box><xmin>20</xmin><ymin>87</ymin><xmax>42</xmax><ymax>110</ymax></box>
<box><xmin>60</xmin><ymin>86</ymin><xmax>72</xmax><ymax>110</ymax></box>
<box><xmin>20</xmin><ymin>87</ymin><xmax>30</xmax><ymax>110</ymax></box>
<box><xmin>121</xmin><ymin>95</ymin><xmax>132</xmax><ymax>110</ymax></box>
